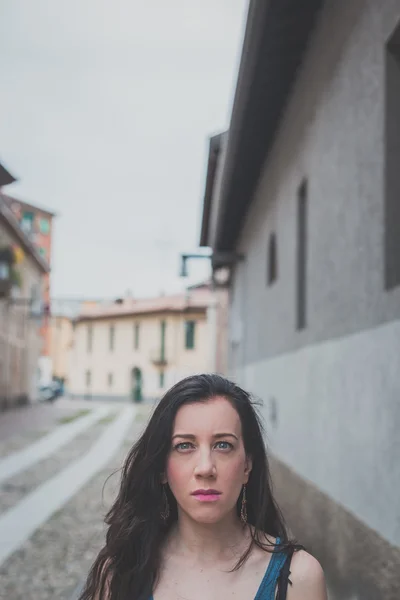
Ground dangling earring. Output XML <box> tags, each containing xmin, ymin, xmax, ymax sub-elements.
<box><xmin>160</xmin><ymin>486</ymin><xmax>170</xmax><ymax>521</ymax></box>
<box><xmin>240</xmin><ymin>485</ymin><xmax>248</xmax><ymax>525</ymax></box>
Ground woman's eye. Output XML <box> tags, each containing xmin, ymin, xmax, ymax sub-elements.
<box><xmin>174</xmin><ymin>442</ymin><xmax>193</xmax><ymax>451</ymax></box>
<box><xmin>215</xmin><ymin>441</ymin><xmax>233</xmax><ymax>450</ymax></box>
<box><xmin>173</xmin><ymin>441</ymin><xmax>233</xmax><ymax>452</ymax></box>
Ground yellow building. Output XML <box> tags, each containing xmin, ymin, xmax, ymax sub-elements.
<box><xmin>68</xmin><ymin>288</ymin><xmax>214</xmax><ymax>401</ymax></box>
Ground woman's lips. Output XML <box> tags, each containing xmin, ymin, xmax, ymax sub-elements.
<box><xmin>191</xmin><ymin>489</ymin><xmax>222</xmax><ymax>502</ymax></box>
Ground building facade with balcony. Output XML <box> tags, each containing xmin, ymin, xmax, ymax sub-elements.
<box><xmin>3</xmin><ymin>194</ymin><xmax>55</xmax><ymax>386</ymax></box>
<box><xmin>68</xmin><ymin>289</ymin><xmax>213</xmax><ymax>402</ymax></box>
<box><xmin>0</xmin><ymin>194</ymin><xmax>49</xmax><ymax>409</ymax></box>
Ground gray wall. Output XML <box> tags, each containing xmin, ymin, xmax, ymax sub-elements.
<box><xmin>227</xmin><ymin>0</ymin><xmax>400</xmax><ymax>582</ymax></box>
<box><xmin>231</xmin><ymin>0</ymin><xmax>400</xmax><ymax>362</ymax></box>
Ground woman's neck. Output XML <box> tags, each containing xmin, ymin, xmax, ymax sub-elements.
<box><xmin>167</xmin><ymin>512</ymin><xmax>250</xmax><ymax>564</ymax></box>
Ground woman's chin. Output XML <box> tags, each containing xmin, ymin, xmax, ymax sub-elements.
<box><xmin>183</xmin><ymin>506</ymin><xmax>234</xmax><ymax>525</ymax></box>
<box><xmin>192</xmin><ymin>515</ymin><xmax>223</xmax><ymax>525</ymax></box>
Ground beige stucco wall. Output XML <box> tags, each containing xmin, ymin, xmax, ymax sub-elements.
<box><xmin>0</xmin><ymin>222</ymin><xmax>43</xmax><ymax>408</ymax></box>
<box><xmin>49</xmin><ymin>316</ymin><xmax>73</xmax><ymax>382</ymax></box>
<box><xmin>68</xmin><ymin>310</ymin><xmax>210</xmax><ymax>400</ymax></box>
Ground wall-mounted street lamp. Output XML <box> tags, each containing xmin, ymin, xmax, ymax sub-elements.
<box><xmin>179</xmin><ymin>250</ymin><xmax>244</xmax><ymax>373</ymax></box>
<box><xmin>179</xmin><ymin>251</ymin><xmax>244</xmax><ymax>287</ymax></box>
<box><xmin>179</xmin><ymin>251</ymin><xmax>212</xmax><ymax>278</ymax></box>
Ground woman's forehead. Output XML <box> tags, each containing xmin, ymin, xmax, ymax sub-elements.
<box><xmin>172</xmin><ymin>396</ymin><xmax>242</xmax><ymax>434</ymax></box>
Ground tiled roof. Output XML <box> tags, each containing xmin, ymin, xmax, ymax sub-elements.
<box><xmin>77</xmin><ymin>289</ymin><xmax>211</xmax><ymax>321</ymax></box>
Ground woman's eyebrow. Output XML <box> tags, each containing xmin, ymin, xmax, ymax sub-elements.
<box><xmin>171</xmin><ymin>433</ymin><xmax>196</xmax><ymax>441</ymax></box>
<box><xmin>171</xmin><ymin>433</ymin><xmax>239</xmax><ymax>440</ymax></box>
<box><xmin>213</xmin><ymin>433</ymin><xmax>239</xmax><ymax>440</ymax></box>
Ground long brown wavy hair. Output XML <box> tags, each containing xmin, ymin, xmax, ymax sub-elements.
<box><xmin>79</xmin><ymin>373</ymin><xmax>301</xmax><ymax>600</ymax></box>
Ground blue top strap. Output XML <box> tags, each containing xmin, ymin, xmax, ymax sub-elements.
<box><xmin>254</xmin><ymin>537</ymin><xmax>288</xmax><ymax>600</ymax></box>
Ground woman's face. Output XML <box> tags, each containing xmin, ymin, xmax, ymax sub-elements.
<box><xmin>165</xmin><ymin>396</ymin><xmax>252</xmax><ymax>525</ymax></box>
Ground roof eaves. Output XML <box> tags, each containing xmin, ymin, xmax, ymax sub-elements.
<box><xmin>76</xmin><ymin>305</ymin><xmax>208</xmax><ymax>323</ymax></box>
<box><xmin>2</xmin><ymin>194</ymin><xmax>57</xmax><ymax>218</ymax></box>
<box><xmin>0</xmin><ymin>161</ymin><xmax>17</xmax><ymax>187</ymax></box>
<box><xmin>199</xmin><ymin>133</ymin><xmax>224</xmax><ymax>247</ymax></box>
<box><xmin>205</xmin><ymin>0</ymin><xmax>324</xmax><ymax>255</ymax></box>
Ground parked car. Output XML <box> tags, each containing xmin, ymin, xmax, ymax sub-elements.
<box><xmin>38</xmin><ymin>380</ymin><xmax>64</xmax><ymax>403</ymax></box>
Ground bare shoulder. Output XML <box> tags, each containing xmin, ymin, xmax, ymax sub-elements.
<box><xmin>287</xmin><ymin>550</ymin><xmax>328</xmax><ymax>600</ymax></box>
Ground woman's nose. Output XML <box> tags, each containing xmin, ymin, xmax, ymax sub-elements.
<box><xmin>194</xmin><ymin>449</ymin><xmax>216</xmax><ymax>478</ymax></box>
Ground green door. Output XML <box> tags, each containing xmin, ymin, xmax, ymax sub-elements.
<box><xmin>131</xmin><ymin>367</ymin><xmax>143</xmax><ymax>403</ymax></box>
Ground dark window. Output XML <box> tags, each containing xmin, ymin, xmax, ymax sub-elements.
<box><xmin>267</xmin><ymin>233</ymin><xmax>278</xmax><ymax>285</ymax></box>
<box><xmin>39</xmin><ymin>218</ymin><xmax>50</xmax><ymax>234</ymax></box>
<box><xmin>85</xmin><ymin>370</ymin><xmax>91</xmax><ymax>387</ymax></box>
<box><xmin>385</xmin><ymin>25</ymin><xmax>400</xmax><ymax>289</ymax></box>
<box><xmin>160</xmin><ymin>320</ymin><xmax>166</xmax><ymax>361</ymax></box>
<box><xmin>108</xmin><ymin>373</ymin><xmax>113</xmax><ymax>387</ymax></box>
<box><xmin>20</xmin><ymin>211</ymin><xmax>34</xmax><ymax>234</ymax></box>
<box><xmin>109</xmin><ymin>324</ymin><xmax>115</xmax><ymax>351</ymax></box>
<box><xmin>134</xmin><ymin>323</ymin><xmax>140</xmax><ymax>350</ymax></box>
<box><xmin>159</xmin><ymin>370</ymin><xmax>165</xmax><ymax>388</ymax></box>
<box><xmin>87</xmin><ymin>325</ymin><xmax>93</xmax><ymax>353</ymax></box>
<box><xmin>185</xmin><ymin>320</ymin><xmax>196</xmax><ymax>349</ymax></box>
<box><xmin>296</xmin><ymin>180</ymin><xmax>308</xmax><ymax>330</ymax></box>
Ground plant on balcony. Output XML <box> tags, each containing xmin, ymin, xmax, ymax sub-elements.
<box><xmin>0</xmin><ymin>244</ymin><xmax>23</xmax><ymax>290</ymax></box>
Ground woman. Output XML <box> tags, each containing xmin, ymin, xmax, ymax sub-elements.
<box><xmin>80</xmin><ymin>374</ymin><xmax>327</xmax><ymax>600</ymax></box>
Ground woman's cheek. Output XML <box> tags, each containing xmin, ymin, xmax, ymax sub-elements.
<box><xmin>166</xmin><ymin>455</ymin><xmax>189</xmax><ymax>486</ymax></box>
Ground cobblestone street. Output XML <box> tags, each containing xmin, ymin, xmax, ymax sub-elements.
<box><xmin>0</xmin><ymin>399</ymin><xmax>151</xmax><ymax>600</ymax></box>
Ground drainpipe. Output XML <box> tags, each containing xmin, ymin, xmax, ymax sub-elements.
<box><xmin>207</xmin><ymin>281</ymin><xmax>218</xmax><ymax>373</ymax></box>
<box><xmin>4</xmin><ymin>300</ymin><xmax>10</xmax><ymax>407</ymax></box>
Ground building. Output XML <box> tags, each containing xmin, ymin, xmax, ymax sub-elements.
<box><xmin>199</xmin><ymin>1</ymin><xmax>400</xmax><ymax>598</ymax></box>
<box><xmin>0</xmin><ymin>193</ymin><xmax>49</xmax><ymax>409</ymax></box>
<box><xmin>68</xmin><ymin>288</ymin><xmax>213</xmax><ymax>402</ymax></box>
<box><xmin>3</xmin><ymin>194</ymin><xmax>55</xmax><ymax>385</ymax></box>
<box><xmin>49</xmin><ymin>315</ymin><xmax>73</xmax><ymax>386</ymax></box>
<box><xmin>49</xmin><ymin>297</ymin><xmax>110</xmax><ymax>389</ymax></box>
<box><xmin>186</xmin><ymin>280</ymin><xmax>229</xmax><ymax>376</ymax></box>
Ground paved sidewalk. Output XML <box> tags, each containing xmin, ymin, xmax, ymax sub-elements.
<box><xmin>0</xmin><ymin>416</ymin><xmax>142</xmax><ymax>600</ymax></box>
<box><xmin>0</xmin><ymin>397</ymin><xmax>115</xmax><ymax>443</ymax></box>
<box><xmin>0</xmin><ymin>405</ymin><xmax>111</xmax><ymax>484</ymax></box>
<box><xmin>0</xmin><ymin>405</ymin><xmax>136</xmax><ymax>567</ymax></box>
<box><xmin>0</xmin><ymin>417</ymin><xmax>114</xmax><ymax>515</ymax></box>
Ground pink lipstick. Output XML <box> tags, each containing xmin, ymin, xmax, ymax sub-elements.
<box><xmin>191</xmin><ymin>489</ymin><xmax>222</xmax><ymax>502</ymax></box>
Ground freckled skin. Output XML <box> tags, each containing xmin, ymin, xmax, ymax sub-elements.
<box><xmin>155</xmin><ymin>397</ymin><xmax>273</xmax><ymax>600</ymax></box>
<box><xmin>165</xmin><ymin>396</ymin><xmax>252</xmax><ymax>526</ymax></box>
<box><xmin>154</xmin><ymin>396</ymin><xmax>327</xmax><ymax>600</ymax></box>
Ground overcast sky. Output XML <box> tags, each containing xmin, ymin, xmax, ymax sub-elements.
<box><xmin>0</xmin><ymin>0</ymin><xmax>248</xmax><ymax>300</ymax></box>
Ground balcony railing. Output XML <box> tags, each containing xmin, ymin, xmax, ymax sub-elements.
<box><xmin>150</xmin><ymin>348</ymin><xmax>167</xmax><ymax>366</ymax></box>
